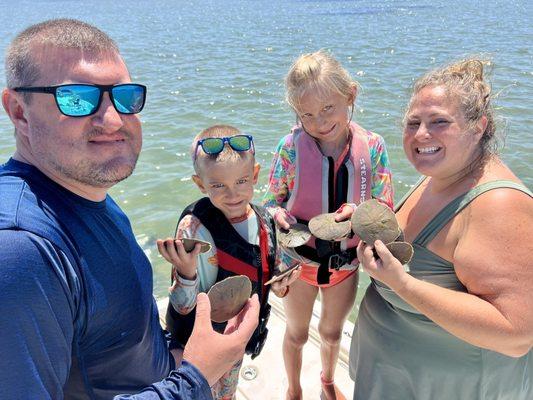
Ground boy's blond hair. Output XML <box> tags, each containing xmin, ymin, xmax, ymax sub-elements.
<box><xmin>191</xmin><ymin>125</ymin><xmax>255</xmax><ymax>175</ymax></box>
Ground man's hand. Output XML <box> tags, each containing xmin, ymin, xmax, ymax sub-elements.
<box><xmin>183</xmin><ymin>293</ymin><xmax>260</xmax><ymax>386</ymax></box>
<box><xmin>157</xmin><ymin>238</ymin><xmax>201</xmax><ymax>280</ymax></box>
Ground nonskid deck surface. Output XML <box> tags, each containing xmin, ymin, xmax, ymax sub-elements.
<box><xmin>158</xmin><ymin>297</ymin><xmax>354</xmax><ymax>399</ymax></box>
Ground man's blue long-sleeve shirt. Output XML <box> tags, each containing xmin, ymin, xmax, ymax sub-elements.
<box><xmin>0</xmin><ymin>158</ymin><xmax>211</xmax><ymax>399</ymax></box>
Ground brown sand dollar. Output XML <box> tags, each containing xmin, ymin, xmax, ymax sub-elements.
<box><xmin>395</xmin><ymin>229</ymin><xmax>405</xmax><ymax>242</ymax></box>
<box><xmin>264</xmin><ymin>264</ymin><xmax>300</xmax><ymax>286</ymax></box>
<box><xmin>181</xmin><ymin>238</ymin><xmax>212</xmax><ymax>253</ymax></box>
<box><xmin>385</xmin><ymin>241</ymin><xmax>414</xmax><ymax>265</ymax></box>
<box><xmin>207</xmin><ymin>275</ymin><xmax>252</xmax><ymax>322</ymax></box>
<box><xmin>351</xmin><ymin>199</ymin><xmax>401</xmax><ymax>244</ymax></box>
<box><xmin>278</xmin><ymin>223</ymin><xmax>312</xmax><ymax>248</ymax></box>
<box><xmin>308</xmin><ymin>213</ymin><xmax>351</xmax><ymax>241</ymax></box>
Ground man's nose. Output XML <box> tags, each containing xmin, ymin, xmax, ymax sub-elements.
<box><xmin>91</xmin><ymin>93</ymin><xmax>124</xmax><ymax>132</ymax></box>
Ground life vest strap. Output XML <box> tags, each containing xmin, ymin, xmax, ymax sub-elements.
<box><xmin>294</xmin><ymin>243</ymin><xmax>357</xmax><ymax>284</ymax></box>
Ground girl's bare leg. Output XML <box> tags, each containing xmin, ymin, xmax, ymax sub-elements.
<box><xmin>318</xmin><ymin>272</ymin><xmax>358</xmax><ymax>400</ymax></box>
<box><xmin>282</xmin><ymin>278</ymin><xmax>318</xmax><ymax>400</ymax></box>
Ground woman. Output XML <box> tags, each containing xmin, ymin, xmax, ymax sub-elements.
<box><xmin>349</xmin><ymin>59</ymin><xmax>533</xmax><ymax>400</ymax></box>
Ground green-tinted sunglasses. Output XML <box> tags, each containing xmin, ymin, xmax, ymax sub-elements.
<box><xmin>194</xmin><ymin>135</ymin><xmax>255</xmax><ymax>160</ymax></box>
<box><xmin>14</xmin><ymin>83</ymin><xmax>146</xmax><ymax>117</ymax></box>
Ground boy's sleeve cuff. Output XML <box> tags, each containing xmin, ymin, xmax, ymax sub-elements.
<box><xmin>176</xmin><ymin>274</ymin><xmax>199</xmax><ymax>286</ymax></box>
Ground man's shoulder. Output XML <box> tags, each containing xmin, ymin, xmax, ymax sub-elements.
<box><xmin>0</xmin><ymin>168</ymin><xmax>73</xmax><ymax>253</ymax></box>
<box><xmin>0</xmin><ymin>229</ymin><xmax>59</xmax><ymax>274</ymax></box>
<box><xmin>0</xmin><ymin>171</ymin><xmax>42</xmax><ymax>230</ymax></box>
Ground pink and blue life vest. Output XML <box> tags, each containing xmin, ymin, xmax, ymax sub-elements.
<box><xmin>285</xmin><ymin>122</ymin><xmax>372</xmax><ymax>283</ymax></box>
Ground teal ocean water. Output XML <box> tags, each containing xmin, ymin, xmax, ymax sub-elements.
<box><xmin>0</xmin><ymin>1</ymin><xmax>531</xmax><ymax>308</ymax></box>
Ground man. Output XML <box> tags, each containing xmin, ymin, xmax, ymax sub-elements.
<box><xmin>0</xmin><ymin>19</ymin><xmax>259</xmax><ymax>399</ymax></box>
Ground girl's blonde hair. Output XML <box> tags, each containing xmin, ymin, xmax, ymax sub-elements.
<box><xmin>285</xmin><ymin>49</ymin><xmax>359</xmax><ymax>113</ymax></box>
<box><xmin>405</xmin><ymin>58</ymin><xmax>501</xmax><ymax>161</ymax></box>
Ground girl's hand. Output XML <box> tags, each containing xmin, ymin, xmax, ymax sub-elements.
<box><xmin>334</xmin><ymin>203</ymin><xmax>356</xmax><ymax>222</ymax></box>
<box><xmin>157</xmin><ymin>238</ymin><xmax>202</xmax><ymax>280</ymax></box>
<box><xmin>271</xmin><ymin>266</ymin><xmax>301</xmax><ymax>297</ymax></box>
<box><xmin>274</xmin><ymin>208</ymin><xmax>297</xmax><ymax>230</ymax></box>
<box><xmin>356</xmin><ymin>240</ymin><xmax>409</xmax><ymax>292</ymax></box>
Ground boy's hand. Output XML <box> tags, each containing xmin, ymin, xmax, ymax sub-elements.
<box><xmin>157</xmin><ymin>238</ymin><xmax>202</xmax><ymax>280</ymax></box>
<box><xmin>271</xmin><ymin>266</ymin><xmax>301</xmax><ymax>297</ymax></box>
<box><xmin>274</xmin><ymin>208</ymin><xmax>297</xmax><ymax>230</ymax></box>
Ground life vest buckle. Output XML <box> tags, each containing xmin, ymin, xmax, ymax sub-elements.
<box><xmin>327</xmin><ymin>252</ymin><xmax>352</xmax><ymax>270</ymax></box>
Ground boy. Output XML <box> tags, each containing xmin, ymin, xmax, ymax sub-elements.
<box><xmin>157</xmin><ymin>125</ymin><xmax>299</xmax><ymax>399</ymax></box>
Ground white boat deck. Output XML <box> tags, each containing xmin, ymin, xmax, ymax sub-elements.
<box><xmin>159</xmin><ymin>296</ymin><xmax>355</xmax><ymax>399</ymax></box>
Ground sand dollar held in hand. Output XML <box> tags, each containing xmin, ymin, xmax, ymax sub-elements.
<box><xmin>385</xmin><ymin>241</ymin><xmax>414</xmax><ymax>265</ymax></box>
<box><xmin>181</xmin><ymin>238</ymin><xmax>212</xmax><ymax>253</ymax></box>
<box><xmin>308</xmin><ymin>213</ymin><xmax>351</xmax><ymax>241</ymax></box>
<box><xmin>264</xmin><ymin>264</ymin><xmax>300</xmax><ymax>286</ymax></box>
<box><xmin>351</xmin><ymin>199</ymin><xmax>401</xmax><ymax>244</ymax></box>
<box><xmin>207</xmin><ymin>275</ymin><xmax>252</xmax><ymax>322</ymax></box>
<box><xmin>278</xmin><ymin>223</ymin><xmax>312</xmax><ymax>248</ymax></box>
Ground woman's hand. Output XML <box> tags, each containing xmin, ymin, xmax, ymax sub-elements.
<box><xmin>271</xmin><ymin>266</ymin><xmax>301</xmax><ymax>297</ymax></box>
<box><xmin>356</xmin><ymin>240</ymin><xmax>410</xmax><ymax>291</ymax></box>
<box><xmin>157</xmin><ymin>238</ymin><xmax>202</xmax><ymax>280</ymax></box>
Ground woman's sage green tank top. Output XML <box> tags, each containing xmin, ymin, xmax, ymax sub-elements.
<box><xmin>349</xmin><ymin>180</ymin><xmax>532</xmax><ymax>400</ymax></box>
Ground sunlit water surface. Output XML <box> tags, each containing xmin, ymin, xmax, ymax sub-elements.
<box><xmin>0</xmin><ymin>1</ymin><xmax>531</xmax><ymax>319</ymax></box>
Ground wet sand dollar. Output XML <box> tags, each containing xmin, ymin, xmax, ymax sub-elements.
<box><xmin>207</xmin><ymin>275</ymin><xmax>252</xmax><ymax>322</ymax></box>
<box><xmin>308</xmin><ymin>213</ymin><xmax>351</xmax><ymax>241</ymax></box>
<box><xmin>181</xmin><ymin>238</ymin><xmax>212</xmax><ymax>253</ymax></box>
<box><xmin>351</xmin><ymin>199</ymin><xmax>401</xmax><ymax>244</ymax></box>
<box><xmin>264</xmin><ymin>264</ymin><xmax>300</xmax><ymax>286</ymax></box>
<box><xmin>395</xmin><ymin>229</ymin><xmax>405</xmax><ymax>242</ymax></box>
<box><xmin>385</xmin><ymin>241</ymin><xmax>414</xmax><ymax>265</ymax></box>
<box><xmin>278</xmin><ymin>223</ymin><xmax>312</xmax><ymax>248</ymax></box>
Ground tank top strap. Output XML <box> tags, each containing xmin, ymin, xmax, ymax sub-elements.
<box><xmin>394</xmin><ymin>176</ymin><xmax>427</xmax><ymax>212</ymax></box>
<box><xmin>415</xmin><ymin>180</ymin><xmax>532</xmax><ymax>247</ymax></box>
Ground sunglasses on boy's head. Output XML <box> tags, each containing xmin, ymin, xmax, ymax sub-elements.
<box><xmin>13</xmin><ymin>83</ymin><xmax>146</xmax><ymax>117</ymax></box>
<box><xmin>194</xmin><ymin>135</ymin><xmax>255</xmax><ymax>160</ymax></box>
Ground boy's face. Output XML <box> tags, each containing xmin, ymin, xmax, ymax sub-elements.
<box><xmin>192</xmin><ymin>159</ymin><xmax>260</xmax><ymax>221</ymax></box>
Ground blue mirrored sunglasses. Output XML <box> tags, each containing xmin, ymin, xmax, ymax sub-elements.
<box><xmin>14</xmin><ymin>83</ymin><xmax>146</xmax><ymax>117</ymax></box>
<box><xmin>194</xmin><ymin>135</ymin><xmax>254</xmax><ymax>161</ymax></box>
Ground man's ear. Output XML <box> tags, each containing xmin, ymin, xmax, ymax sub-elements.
<box><xmin>192</xmin><ymin>174</ymin><xmax>207</xmax><ymax>193</ymax></box>
<box><xmin>2</xmin><ymin>89</ymin><xmax>29</xmax><ymax>137</ymax></box>
<box><xmin>253</xmin><ymin>162</ymin><xmax>260</xmax><ymax>184</ymax></box>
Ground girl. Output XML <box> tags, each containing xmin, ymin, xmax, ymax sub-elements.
<box><xmin>263</xmin><ymin>50</ymin><xmax>393</xmax><ymax>400</ymax></box>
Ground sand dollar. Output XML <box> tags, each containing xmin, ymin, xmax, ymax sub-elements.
<box><xmin>385</xmin><ymin>241</ymin><xmax>414</xmax><ymax>265</ymax></box>
<box><xmin>308</xmin><ymin>213</ymin><xmax>351</xmax><ymax>241</ymax></box>
<box><xmin>181</xmin><ymin>238</ymin><xmax>212</xmax><ymax>253</ymax></box>
<box><xmin>207</xmin><ymin>275</ymin><xmax>252</xmax><ymax>322</ymax></box>
<box><xmin>351</xmin><ymin>199</ymin><xmax>401</xmax><ymax>244</ymax></box>
<box><xmin>264</xmin><ymin>264</ymin><xmax>300</xmax><ymax>286</ymax></box>
<box><xmin>278</xmin><ymin>223</ymin><xmax>312</xmax><ymax>248</ymax></box>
